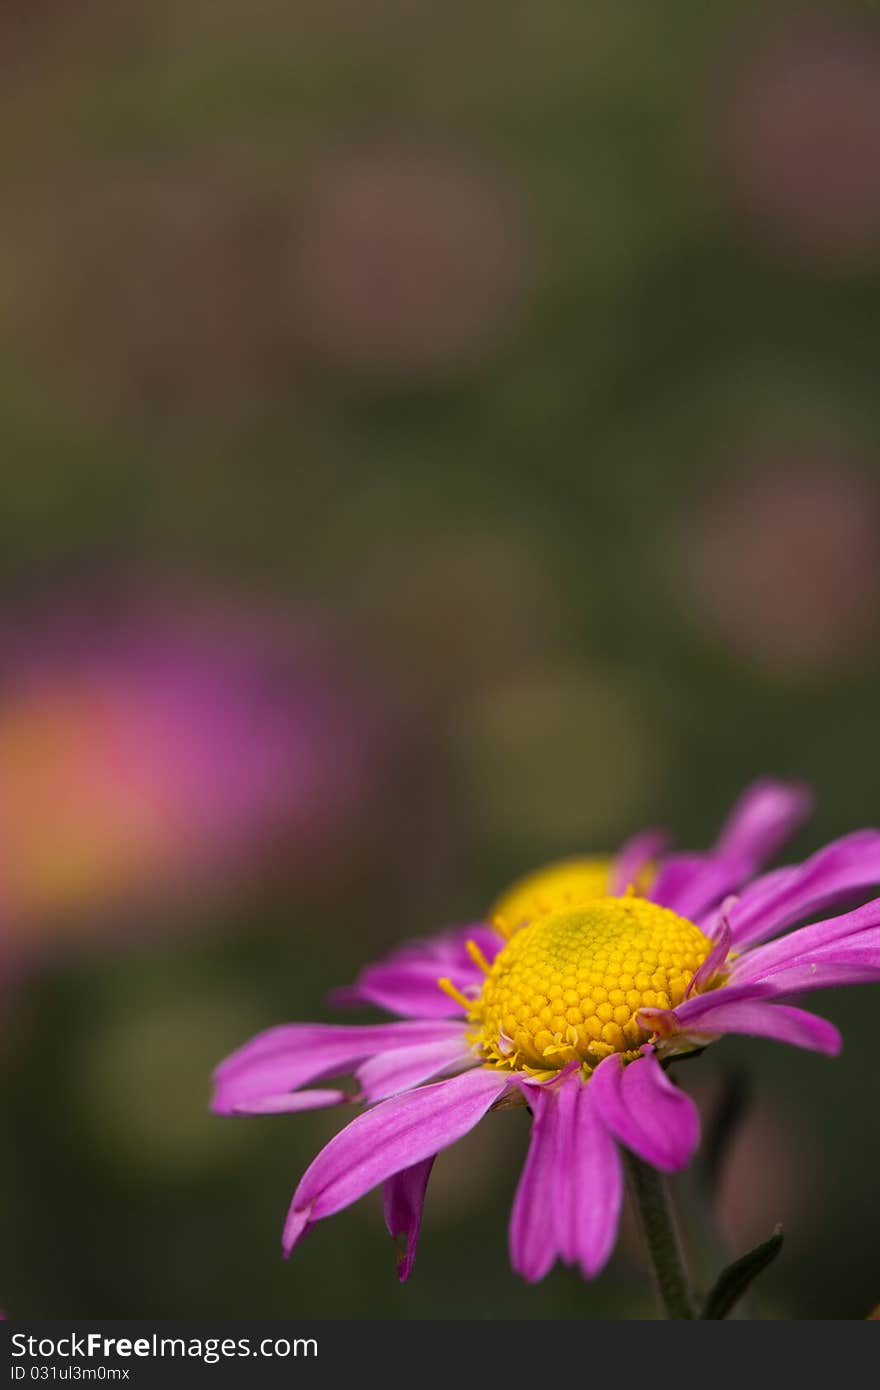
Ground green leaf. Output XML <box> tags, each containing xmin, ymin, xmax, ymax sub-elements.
<box><xmin>699</xmin><ymin>1226</ymin><xmax>784</xmax><ymax>1320</ymax></box>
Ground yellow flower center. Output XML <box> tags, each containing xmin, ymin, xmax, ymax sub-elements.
<box><xmin>473</xmin><ymin>896</ymin><xmax>711</xmax><ymax>1073</ymax></box>
<box><xmin>490</xmin><ymin>857</ymin><xmax>613</xmax><ymax>937</ymax></box>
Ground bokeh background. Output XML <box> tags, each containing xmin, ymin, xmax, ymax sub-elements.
<box><xmin>1</xmin><ymin>0</ymin><xmax>879</xmax><ymax>1320</ymax></box>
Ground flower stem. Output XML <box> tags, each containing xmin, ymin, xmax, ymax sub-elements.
<box><xmin>624</xmin><ymin>1152</ymin><xmax>695</xmax><ymax>1319</ymax></box>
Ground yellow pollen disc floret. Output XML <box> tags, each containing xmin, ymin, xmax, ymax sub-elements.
<box><xmin>490</xmin><ymin>857</ymin><xmax>613</xmax><ymax>938</ymax></box>
<box><xmin>473</xmin><ymin>896</ymin><xmax>712</xmax><ymax>1073</ymax></box>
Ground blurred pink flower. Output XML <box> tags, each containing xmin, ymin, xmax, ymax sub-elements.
<box><xmin>0</xmin><ymin>597</ymin><xmax>383</xmax><ymax>956</ymax></box>
<box><xmin>675</xmin><ymin>458</ymin><xmax>880</xmax><ymax>679</ymax></box>
<box><xmin>716</xmin><ymin>13</ymin><xmax>880</xmax><ymax>270</ymax></box>
<box><xmin>291</xmin><ymin>145</ymin><xmax>531</xmax><ymax>381</ymax></box>
<box><xmin>714</xmin><ymin>1096</ymin><xmax>815</xmax><ymax>1253</ymax></box>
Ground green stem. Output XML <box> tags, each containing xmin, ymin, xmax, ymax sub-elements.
<box><xmin>625</xmin><ymin>1152</ymin><xmax>695</xmax><ymax>1319</ymax></box>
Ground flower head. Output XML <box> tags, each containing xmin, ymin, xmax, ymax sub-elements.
<box><xmin>213</xmin><ymin>779</ymin><xmax>880</xmax><ymax>1284</ymax></box>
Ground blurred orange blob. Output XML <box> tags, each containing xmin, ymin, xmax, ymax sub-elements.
<box><xmin>0</xmin><ymin>683</ymin><xmax>186</xmax><ymax>925</ymax></box>
<box><xmin>0</xmin><ymin>598</ymin><xmax>387</xmax><ymax>956</ymax></box>
<box><xmin>716</xmin><ymin>13</ymin><xmax>880</xmax><ymax>270</ymax></box>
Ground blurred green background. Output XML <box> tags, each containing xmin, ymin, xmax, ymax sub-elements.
<box><xmin>1</xmin><ymin>0</ymin><xmax>879</xmax><ymax>1319</ymax></box>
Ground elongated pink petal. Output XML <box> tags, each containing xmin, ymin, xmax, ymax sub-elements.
<box><xmin>807</xmin><ymin>926</ymin><xmax>880</xmax><ymax>956</ymax></box>
<box><xmin>225</xmin><ymin>1088</ymin><xmax>351</xmax><ymax>1115</ymax></box>
<box><xmin>214</xmin><ymin>1019</ymin><xmax>458</xmax><ymax>1079</ymax></box>
<box><xmin>750</xmin><ymin>961</ymin><xmax>880</xmax><ymax>995</ymax></box>
<box><xmin>702</xmin><ymin>863</ymin><xmax>798</xmax><ymax>933</ymax></box>
<box><xmin>714</xmin><ymin>779</ymin><xmax>813</xmax><ymax>865</ymax></box>
<box><xmin>610</xmin><ymin>829</ymin><xmax>670</xmax><ymax>896</ymax></box>
<box><xmin>212</xmin><ymin>1020</ymin><xmax>464</xmax><ymax>1114</ymax></box>
<box><xmin>721</xmin><ymin>831</ymin><xmax>880</xmax><ymax>949</ymax></box>
<box><xmin>329</xmin><ymin>964</ymin><xmax>470</xmax><ymax>1018</ymax></box>
<box><xmin>726</xmin><ymin>924</ymin><xmax>880</xmax><ymax>1005</ymax></box>
<box><xmin>357</xmin><ymin>1036</ymin><xmax>477</xmax><ymax>1103</ymax></box>
<box><xmin>651</xmin><ymin>780</ymin><xmax>811</xmax><ymax>921</ymax></box>
<box><xmin>687</xmin><ymin>917</ymin><xmax>732</xmax><ymax>996</ymax></box>
<box><xmin>329</xmin><ymin>924</ymin><xmax>503</xmax><ymax>1018</ymax></box>
<box><xmin>590</xmin><ymin>1052</ymin><xmax>699</xmax><ymax>1172</ymax></box>
<box><xmin>382</xmin><ymin>1158</ymin><xmax>435</xmax><ymax>1283</ymax></box>
<box><xmin>665</xmin><ymin>998</ymin><xmax>842</xmax><ymax>1055</ymax></box>
<box><xmin>283</xmin><ymin>1067</ymin><xmax>511</xmax><ymax>1254</ymax></box>
<box><xmin>553</xmin><ymin>1074</ymin><xmax>623</xmax><ymax>1277</ymax></box>
<box><xmin>508</xmin><ymin>1082</ymin><xmax>560</xmax><ymax>1283</ymax></box>
<box><xmin>650</xmin><ymin>853</ymin><xmax>735</xmax><ymax>919</ymax></box>
<box><xmin>509</xmin><ymin>1072</ymin><xmax>623</xmax><ymax>1282</ymax></box>
<box><xmin>666</xmin><ymin>980</ymin><xmax>777</xmax><ymax>1030</ymax></box>
<box><xmin>731</xmin><ymin>899</ymin><xmax>880</xmax><ymax>982</ymax></box>
<box><xmin>639</xmin><ymin>981</ymin><xmax>776</xmax><ymax>1046</ymax></box>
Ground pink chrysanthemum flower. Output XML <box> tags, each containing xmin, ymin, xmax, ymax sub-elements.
<box><xmin>213</xmin><ymin>780</ymin><xmax>880</xmax><ymax>1284</ymax></box>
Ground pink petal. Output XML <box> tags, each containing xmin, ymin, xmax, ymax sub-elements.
<box><xmin>713</xmin><ymin>778</ymin><xmax>813</xmax><ymax>866</ymax></box>
<box><xmin>650</xmin><ymin>853</ymin><xmax>732</xmax><ymax>919</ymax></box>
<box><xmin>651</xmin><ymin>780</ymin><xmax>812</xmax><ymax>921</ymax></box>
<box><xmin>357</xmin><ymin>1036</ymin><xmax>478</xmax><ymax>1103</ymax></box>
<box><xmin>283</xmin><ymin>1067</ymin><xmax>511</xmax><ymax>1254</ymax></box>
<box><xmin>382</xmin><ymin>1157</ymin><xmax>435</xmax><ymax>1283</ymax></box>
<box><xmin>687</xmin><ymin>917</ymin><xmax>732</xmax><ymax>996</ymax></box>
<box><xmin>808</xmin><ymin>926</ymin><xmax>880</xmax><ymax>956</ymax></box>
<box><xmin>702</xmin><ymin>863</ymin><xmax>799</xmax><ymax>933</ymax></box>
<box><xmin>553</xmin><ymin>1074</ymin><xmax>623</xmax><ymax>1277</ymax></box>
<box><xmin>730</xmin><ymin>923</ymin><xmax>880</xmax><ymax>1000</ymax></box>
<box><xmin>225</xmin><ymin>1088</ymin><xmax>351</xmax><ymax>1115</ymax></box>
<box><xmin>329</xmin><ymin>924</ymin><xmax>503</xmax><ymax>1018</ymax></box>
<box><xmin>722</xmin><ymin>831</ymin><xmax>880</xmax><ymax>949</ymax></box>
<box><xmin>731</xmin><ymin>899</ymin><xmax>880</xmax><ymax>983</ymax></box>
<box><xmin>508</xmin><ymin>1082</ymin><xmax>560</xmax><ymax>1283</ymax></box>
<box><xmin>669</xmin><ymin>980</ymin><xmax>777</xmax><ymax>1029</ymax></box>
<box><xmin>212</xmin><ymin>1020</ymin><xmax>464</xmax><ymax>1114</ymax></box>
<box><xmin>610</xmin><ymin>829</ymin><xmax>670</xmax><ymax>896</ymax></box>
<box><xmin>590</xmin><ymin>1051</ymin><xmax>700</xmax><ymax>1172</ymax></box>
<box><xmin>751</xmin><ymin>961</ymin><xmax>880</xmax><ymax>995</ymax></box>
<box><xmin>214</xmin><ymin>1018</ymin><xmax>458</xmax><ymax>1078</ymax></box>
<box><xmin>665</xmin><ymin>998</ymin><xmax>842</xmax><ymax>1055</ymax></box>
<box><xmin>509</xmin><ymin>1072</ymin><xmax>623</xmax><ymax>1282</ymax></box>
